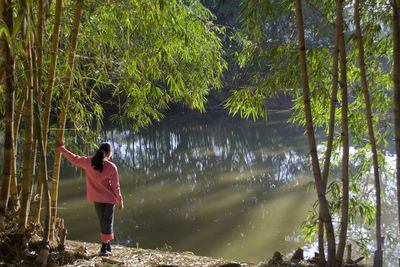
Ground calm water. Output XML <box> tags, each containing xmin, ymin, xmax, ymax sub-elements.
<box><xmin>1</xmin><ymin>110</ymin><xmax>399</xmax><ymax>264</ymax></box>
<box><xmin>57</xmin><ymin>111</ymin><xmax>316</xmax><ymax>262</ymax></box>
<box><xmin>1</xmin><ymin>107</ymin><xmax>399</xmax><ymax>265</ymax></box>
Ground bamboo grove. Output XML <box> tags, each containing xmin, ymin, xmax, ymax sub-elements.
<box><xmin>0</xmin><ymin>0</ymin><xmax>399</xmax><ymax>267</ymax></box>
<box><xmin>0</xmin><ymin>0</ymin><xmax>225</xmax><ymax>265</ymax></box>
<box><xmin>224</xmin><ymin>0</ymin><xmax>399</xmax><ymax>266</ymax></box>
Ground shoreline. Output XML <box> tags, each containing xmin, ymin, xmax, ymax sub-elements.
<box><xmin>59</xmin><ymin>239</ymin><xmax>317</xmax><ymax>267</ymax></box>
<box><xmin>62</xmin><ymin>239</ymin><xmax>254</xmax><ymax>266</ymax></box>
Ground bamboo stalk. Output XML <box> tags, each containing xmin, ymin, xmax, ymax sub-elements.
<box><xmin>318</xmin><ymin>9</ymin><xmax>340</xmax><ymax>261</ymax></box>
<box><xmin>335</xmin><ymin>0</ymin><xmax>350</xmax><ymax>264</ymax></box>
<box><xmin>0</xmin><ymin>0</ymin><xmax>16</xmax><ymax>229</ymax></box>
<box><xmin>18</xmin><ymin>6</ymin><xmax>35</xmax><ymax>233</ymax></box>
<box><xmin>354</xmin><ymin>1</ymin><xmax>382</xmax><ymax>266</ymax></box>
<box><xmin>392</xmin><ymin>3</ymin><xmax>400</xmax><ymax>266</ymax></box>
<box><xmin>294</xmin><ymin>0</ymin><xmax>336</xmax><ymax>266</ymax></box>
<box><xmin>50</xmin><ymin>0</ymin><xmax>83</xmax><ymax>240</ymax></box>
<box><xmin>9</xmin><ymin>87</ymin><xmax>27</xmax><ymax>212</ymax></box>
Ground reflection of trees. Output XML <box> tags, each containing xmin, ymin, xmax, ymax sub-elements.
<box><xmin>103</xmin><ymin>113</ymin><xmax>309</xmax><ymax>188</ymax></box>
<box><xmin>55</xmin><ymin>113</ymin><xmax>399</xmax><ymax>262</ymax></box>
<box><xmin>104</xmin><ymin>113</ymin><xmax>312</xmax><ymax>238</ymax></box>
<box><xmin>58</xmin><ymin>112</ymin><xmax>314</xmax><ymax>260</ymax></box>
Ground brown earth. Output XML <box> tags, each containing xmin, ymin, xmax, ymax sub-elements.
<box><xmin>0</xmin><ymin>217</ymin><xmax>322</xmax><ymax>267</ymax></box>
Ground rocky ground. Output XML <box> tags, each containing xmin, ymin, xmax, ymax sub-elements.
<box><xmin>0</xmin><ymin>217</ymin><xmax>322</xmax><ymax>267</ymax></box>
<box><xmin>33</xmin><ymin>239</ymin><xmax>322</xmax><ymax>267</ymax></box>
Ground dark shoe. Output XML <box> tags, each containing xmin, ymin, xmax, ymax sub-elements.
<box><xmin>100</xmin><ymin>243</ymin><xmax>112</xmax><ymax>256</ymax></box>
<box><xmin>106</xmin><ymin>242</ymin><xmax>112</xmax><ymax>253</ymax></box>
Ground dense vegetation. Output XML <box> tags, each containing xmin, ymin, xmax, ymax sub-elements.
<box><xmin>0</xmin><ymin>0</ymin><xmax>399</xmax><ymax>266</ymax></box>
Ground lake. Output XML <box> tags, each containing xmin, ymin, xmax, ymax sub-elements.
<box><xmin>37</xmin><ymin>111</ymin><xmax>400</xmax><ymax>264</ymax></box>
<box><xmin>57</xmin><ymin>111</ymin><xmax>316</xmax><ymax>263</ymax></box>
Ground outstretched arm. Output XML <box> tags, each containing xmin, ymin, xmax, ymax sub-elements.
<box><xmin>57</xmin><ymin>145</ymin><xmax>88</xmax><ymax>168</ymax></box>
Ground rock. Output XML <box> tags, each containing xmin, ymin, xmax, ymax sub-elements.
<box><xmin>35</xmin><ymin>244</ymin><xmax>50</xmax><ymax>267</ymax></box>
<box><xmin>290</xmin><ymin>248</ymin><xmax>304</xmax><ymax>262</ymax></box>
<box><xmin>267</xmin><ymin>251</ymin><xmax>284</xmax><ymax>266</ymax></box>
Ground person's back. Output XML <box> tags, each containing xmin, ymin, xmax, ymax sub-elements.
<box><xmin>57</xmin><ymin>143</ymin><xmax>124</xmax><ymax>256</ymax></box>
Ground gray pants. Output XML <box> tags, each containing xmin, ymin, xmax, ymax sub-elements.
<box><xmin>94</xmin><ymin>202</ymin><xmax>115</xmax><ymax>240</ymax></box>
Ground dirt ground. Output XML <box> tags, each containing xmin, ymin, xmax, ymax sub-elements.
<box><xmin>0</xmin><ymin>218</ymin><xmax>360</xmax><ymax>267</ymax></box>
<box><xmin>0</xmin><ymin>230</ymin><xmax>316</xmax><ymax>267</ymax></box>
<box><xmin>61</xmin><ymin>240</ymin><xmax>246</xmax><ymax>267</ymax></box>
<box><xmin>52</xmin><ymin>240</ymin><xmax>318</xmax><ymax>267</ymax></box>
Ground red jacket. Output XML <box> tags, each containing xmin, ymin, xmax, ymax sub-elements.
<box><xmin>58</xmin><ymin>145</ymin><xmax>123</xmax><ymax>207</ymax></box>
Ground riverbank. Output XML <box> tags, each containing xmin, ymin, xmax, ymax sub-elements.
<box><xmin>61</xmin><ymin>240</ymin><xmax>246</xmax><ymax>266</ymax></box>
<box><xmin>43</xmin><ymin>239</ymin><xmax>319</xmax><ymax>267</ymax></box>
<box><xmin>0</xmin><ymin>218</ymin><xmax>319</xmax><ymax>267</ymax></box>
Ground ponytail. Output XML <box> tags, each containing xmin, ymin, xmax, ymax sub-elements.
<box><xmin>91</xmin><ymin>143</ymin><xmax>112</xmax><ymax>172</ymax></box>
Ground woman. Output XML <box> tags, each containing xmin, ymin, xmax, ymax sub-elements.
<box><xmin>57</xmin><ymin>143</ymin><xmax>124</xmax><ymax>256</ymax></box>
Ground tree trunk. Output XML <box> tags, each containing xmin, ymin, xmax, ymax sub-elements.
<box><xmin>33</xmin><ymin>0</ymin><xmax>45</xmax><ymax>224</ymax></box>
<box><xmin>294</xmin><ymin>1</ymin><xmax>336</xmax><ymax>266</ymax></box>
<box><xmin>10</xmin><ymin>89</ymin><xmax>27</xmax><ymax>212</ymax></box>
<box><xmin>0</xmin><ymin>0</ymin><xmax>16</xmax><ymax>229</ymax></box>
<box><xmin>43</xmin><ymin>0</ymin><xmax>62</xmax><ymax>139</ymax></box>
<box><xmin>354</xmin><ymin>1</ymin><xmax>382</xmax><ymax>266</ymax></box>
<box><xmin>336</xmin><ymin>0</ymin><xmax>350</xmax><ymax>265</ymax></box>
<box><xmin>32</xmin><ymin>27</ymin><xmax>51</xmax><ymax>267</ymax></box>
<box><xmin>50</xmin><ymin>0</ymin><xmax>83</xmax><ymax>239</ymax></box>
<box><xmin>28</xmin><ymin>41</ymin><xmax>40</xmax><ymax>225</ymax></box>
<box><xmin>18</xmin><ymin>14</ymin><xmax>35</xmax><ymax>233</ymax></box>
<box><xmin>318</xmin><ymin>14</ymin><xmax>340</xmax><ymax>262</ymax></box>
<box><xmin>34</xmin><ymin>0</ymin><xmax>62</xmax><ymax>224</ymax></box>
<box><xmin>393</xmin><ymin>1</ymin><xmax>400</xmax><ymax>263</ymax></box>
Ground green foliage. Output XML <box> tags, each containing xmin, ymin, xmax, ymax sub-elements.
<box><xmin>227</xmin><ymin>0</ymin><xmax>394</xmax><ymax>257</ymax></box>
<box><xmin>300</xmin><ymin>210</ymin><xmax>318</xmax><ymax>242</ymax></box>
<box><xmin>225</xmin><ymin>1</ymin><xmax>295</xmax><ymax>120</ymax></box>
<box><xmin>72</xmin><ymin>0</ymin><xmax>226</xmax><ymax>130</ymax></box>
<box><xmin>224</xmin><ymin>88</ymin><xmax>266</xmax><ymax>120</ymax></box>
<box><xmin>225</xmin><ymin>0</ymin><xmax>338</xmax><ymax>120</ymax></box>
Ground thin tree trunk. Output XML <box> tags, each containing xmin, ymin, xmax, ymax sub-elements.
<box><xmin>33</xmin><ymin>0</ymin><xmax>45</xmax><ymax>224</ymax></box>
<box><xmin>354</xmin><ymin>1</ymin><xmax>382</xmax><ymax>266</ymax></box>
<box><xmin>318</xmin><ymin>15</ymin><xmax>340</xmax><ymax>262</ymax></box>
<box><xmin>43</xmin><ymin>0</ymin><xmax>62</xmax><ymax>144</ymax></box>
<box><xmin>32</xmin><ymin>36</ymin><xmax>51</xmax><ymax>267</ymax></box>
<box><xmin>294</xmin><ymin>1</ymin><xmax>336</xmax><ymax>266</ymax></box>
<box><xmin>336</xmin><ymin>0</ymin><xmax>350</xmax><ymax>265</ymax></box>
<box><xmin>34</xmin><ymin>0</ymin><xmax>62</xmax><ymax>224</ymax></box>
<box><xmin>0</xmin><ymin>0</ymin><xmax>16</xmax><ymax>229</ymax></box>
<box><xmin>9</xmin><ymin>77</ymin><xmax>30</xmax><ymax>212</ymax></box>
<box><xmin>18</xmin><ymin>13</ymin><xmax>35</xmax><ymax>233</ymax></box>
<box><xmin>18</xmin><ymin>85</ymin><xmax>34</xmax><ymax>234</ymax></box>
<box><xmin>28</xmin><ymin>41</ymin><xmax>39</xmax><ymax>225</ymax></box>
<box><xmin>393</xmin><ymin>2</ymin><xmax>400</xmax><ymax>266</ymax></box>
<box><xmin>50</xmin><ymin>0</ymin><xmax>83</xmax><ymax>239</ymax></box>
<box><xmin>10</xmin><ymin>94</ymin><xmax>26</xmax><ymax>212</ymax></box>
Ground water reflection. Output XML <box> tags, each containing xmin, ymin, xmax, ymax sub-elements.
<box><xmin>58</xmin><ymin>111</ymin><xmax>316</xmax><ymax>262</ymax></box>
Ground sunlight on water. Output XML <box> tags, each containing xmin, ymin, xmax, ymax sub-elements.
<box><xmin>2</xmin><ymin>111</ymin><xmax>399</xmax><ymax>264</ymax></box>
<box><xmin>56</xmin><ymin>112</ymin><xmax>316</xmax><ymax>263</ymax></box>
<box><xmin>53</xmin><ymin>111</ymin><xmax>399</xmax><ymax>264</ymax></box>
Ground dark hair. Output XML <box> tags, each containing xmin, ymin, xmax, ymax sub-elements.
<box><xmin>91</xmin><ymin>143</ymin><xmax>112</xmax><ymax>172</ymax></box>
